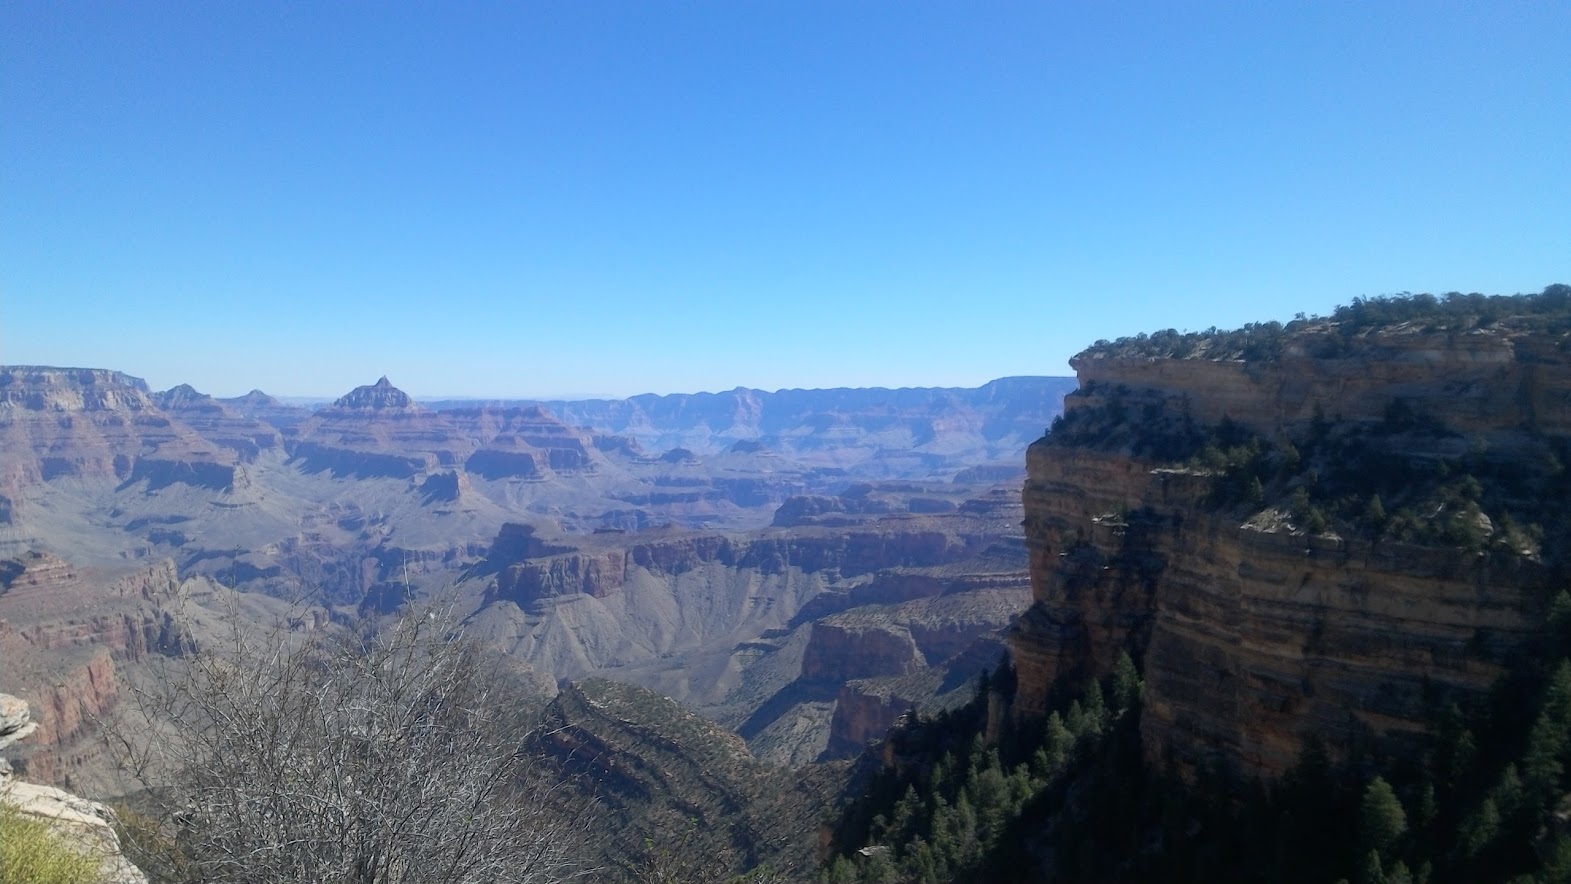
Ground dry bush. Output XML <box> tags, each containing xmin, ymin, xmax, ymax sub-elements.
<box><xmin>111</xmin><ymin>599</ymin><xmax>591</xmax><ymax>884</ymax></box>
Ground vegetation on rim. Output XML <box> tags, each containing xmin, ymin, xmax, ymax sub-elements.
<box><xmin>0</xmin><ymin>800</ymin><xmax>111</xmax><ymax>884</ymax></box>
<box><xmin>108</xmin><ymin>600</ymin><xmax>593</xmax><ymax>884</ymax></box>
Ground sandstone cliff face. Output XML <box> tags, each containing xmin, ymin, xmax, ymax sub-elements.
<box><xmin>289</xmin><ymin>378</ymin><xmax>606</xmax><ymax>481</ymax></box>
<box><xmin>801</xmin><ymin>623</ymin><xmax>925</xmax><ymax>681</ymax></box>
<box><xmin>487</xmin><ymin>524</ymin><xmax>991</xmax><ymax>608</ymax></box>
<box><xmin>0</xmin><ymin>366</ymin><xmax>237</xmax><ymax>493</ymax></box>
<box><xmin>1013</xmin><ymin>319</ymin><xmax>1569</xmax><ymax>780</ymax></box>
<box><xmin>0</xmin><ymin>555</ymin><xmax>186</xmax><ymax>787</ymax></box>
<box><xmin>1069</xmin><ymin>323</ymin><xmax>1571</xmax><ymax>446</ymax></box>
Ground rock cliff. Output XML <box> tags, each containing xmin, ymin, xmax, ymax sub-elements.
<box><xmin>0</xmin><ymin>366</ymin><xmax>238</xmax><ymax>494</ymax></box>
<box><xmin>0</xmin><ymin>555</ymin><xmax>187</xmax><ymax>787</ymax></box>
<box><xmin>153</xmin><ymin>384</ymin><xmax>282</xmax><ymax>460</ymax></box>
<box><xmin>0</xmin><ymin>693</ymin><xmax>148</xmax><ymax>884</ymax></box>
<box><xmin>288</xmin><ymin>378</ymin><xmax>608</xmax><ymax>481</ymax></box>
<box><xmin>1012</xmin><ymin>290</ymin><xmax>1571</xmax><ymax>779</ymax></box>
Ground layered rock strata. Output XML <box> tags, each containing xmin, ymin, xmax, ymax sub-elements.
<box><xmin>1012</xmin><ymin>313</ymin><xmax>1570</xmax><ymax>780</ymax></box>
<box><xmin>0</xmin><ymin>555</ymin><xmax>187</xmax><ymax>786</ymax></box>
<box><xmin>0</xmin><ymin>366</ymin><xmax>238</xmax><ymax>492</ymax></box>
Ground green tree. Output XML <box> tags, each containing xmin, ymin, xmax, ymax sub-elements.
<box><xmin>1364</xmin><ymin>494</ymin><xmax>1388</xmax><ymax>537</ymax></box>
<box><xmin>1523</xmin><ymin>661</ymin><xmax>1571</xmax><ymax>809</ymax></box>
<box><xmin>1461</xmin><ymin>798</ymin><xmax>1500</xmax><ymax>858</ymax></box>
<box><xmin>1360</xmin><ymin>776</ymin><xmax>1407</xmax><ymax>856</ymax></box>
<box><xmin>1549</xmin><ymin>591</ymin><xmax>1571</xmax><ymax>639</ymax></box>
<box><xmin>823</xmin><ymin>855</ymin><xmax>856</xmax><ymax>884</ymax></box>
<box><xmin>1111</xmin><ymin>651</ymin><xmax>1143</xmax><ymax>713</ymax></box>
<box><xmin>1359</xmin><ymin>849</ymin><xmax>1386</xmax><ymax>884</ymax></box>
<box><xmin>1042</xmin><ymin>712</ymin><xmax>1073</xmax><ymax>771</ymax></box>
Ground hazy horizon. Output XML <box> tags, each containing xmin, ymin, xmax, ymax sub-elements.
<box><xmin>0</xmin><ymin>362</ymin><xmax>1073</xmax><ymax>402</ymax></box>
<box><xmin>4</xmin><ymin>4</ymin><xmax>1566</xmax><ymax>397</ymax></box>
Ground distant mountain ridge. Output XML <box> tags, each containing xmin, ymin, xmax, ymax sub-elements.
<box><xmin>425</xmin><ymin>375</ymin><xmax>1077</xmax><ymax>473</ymax></box>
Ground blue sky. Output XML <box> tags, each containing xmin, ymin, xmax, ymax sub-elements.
<box><xmin>3</xmin><ymin>3</ymin><xmax>1566</xmax><ymax>398</ymax></box>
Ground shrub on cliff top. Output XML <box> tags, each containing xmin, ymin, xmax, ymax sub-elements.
<box><xmin>1076</xmin><ymin>285</ymin><xmax>1570</xmax><ymax>362</ymax></box>
<box><xmin>112</xmin><ymin>601</ymin><xmax>590</xmax><ymax>884</ymax></box>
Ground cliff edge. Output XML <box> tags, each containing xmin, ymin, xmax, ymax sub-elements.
<box><xmin>1011</xmin><ymin>286</ymin><xmax>1571</xmax><ymax>779</ymax></box>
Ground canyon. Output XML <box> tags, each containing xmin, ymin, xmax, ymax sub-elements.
<box><xmin>0</xmin><ymin>367</ymin><xmax>1063</xmax><ymax>796</ymax></box>
<box><xmin>12</xmin><ymin>288</ymin><xmax>1571</xmax><ymax>882</ymax></box>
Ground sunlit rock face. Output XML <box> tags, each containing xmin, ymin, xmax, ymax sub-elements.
<box><xmin>1012</xmin><ymin>311</ymin><xmax>1571</xmax><ymax>780</ymax></box>
<box><xmin>0</xmin><ymin>366</ymin><xmax>239</xmax><ymax>493</ymax></box>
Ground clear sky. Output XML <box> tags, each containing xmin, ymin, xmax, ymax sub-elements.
<box><xmin>2</xmin><ymin>3</ymin><xmax>1566</xmax><ymax>398</ymax></box>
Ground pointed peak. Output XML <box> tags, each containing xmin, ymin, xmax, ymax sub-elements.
<box><xmin>220</xmin><ymin>389</ymin><xmax>285</xmax><ymax>409</ymax></box>
<box><xmin>154</xmin><ymin>383</ymin><xmax>218</xmax><ymax>409</ymax></box>
<box><xmin>332</xmin><ymin>377</ymin><xmax>418</xmax><ymax>410</ymax></box>
<box><xmin>158</xmin><ymin>382</ymin><xmax>206</xmax><ymax>400</ymax></box>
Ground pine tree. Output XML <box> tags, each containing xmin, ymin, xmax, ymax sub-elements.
<box><xmin>1044</xmin><ymin>712</ymin><xmax>1073</xmax><ymax>770</ymax></box>
<box><xmin>1083</xmin><ymin>678</ymin><xmax>1107</xmax><ymax>734</ymax></box>
<box><xmin>889</xmin><ymin>786</ymin><xmax>920</xmax><ymax>845</ymax></box>
<box><xmin>824</xmin><ymin>855</ymin><xmax>857</xmax><ymax>884</ymax></box>
<box><xmin>1111</xmin><ymin>651</ymin><xmax>1143</xmax><ymax>713</ymax></box>
<box><xmin>1364</xmin><ymin>494</ymin><xmax>1388</xmax><ymax>537</ymax></box>
<box><xmin>1550</xmin><ymin>591</ymin><xmax>1571</xmax><ymax>643</ymax></box>
<box><xmin>1523</xmin><ymin>663</ymin><xmax>1571</xmax><ymax>811</ymax></box>
<box><xmin>1359</xmin><ymin>848</ymin><xmax>1386</xmax><ymax>884</ymax></box>
<box><xmin>1065</xmin><ymin>700</ymin><xmax>1087</xmax><ymax>739</ymax></box>
<box><xmin>1360</xmin><ymin>776</ymin><xmax>1407</xmax><ymax>856</ymax></box>
<box><xmin>1461</xmin><ymin>798</ymin><xmax>1500</xmax><ymax>858</ymax></box>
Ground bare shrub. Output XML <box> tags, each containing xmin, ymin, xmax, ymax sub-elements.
<box><xmin>111</xmin><ymin>599</ymin><xmax>590</xmax><ymax>884</ymax></box>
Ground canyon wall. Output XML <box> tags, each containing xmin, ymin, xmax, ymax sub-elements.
<box><xmin>1013</xmin><ymin>318</ymin><xmax>1571</xmax><ymax>779</ymax></box>
<box><xmin>0</xmin><ymin>555</ymin><xmax>188</xmax><ymax>787</ymax></box>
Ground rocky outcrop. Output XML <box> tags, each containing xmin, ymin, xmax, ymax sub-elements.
<box><xmin>1</xmin><ymin>693</ymin><xmax>38</xmax><ymax>751</ymax></box>
<box><xmin>154</xmin><ymin>384</ymin><xmax>281</xmax><ymax>460</ymax></box>
<box><xmin>0</xmin><ymin>694</ymin><xmax>148</xmax><ymax>884</ymax></box>
<box><xmin>486</xmin><ymin>523</ymin><xmax>993</xmax><ymax>608</ymax></box>
<box><xmin>418</xmin><ymin>468</ymin><xmax>470</xmax><ymax>503</ymax></box>
<box><xmin>464</xmin><ymin>448</ymin><xmax>540</xmax><ymax>479</ymax></box>
<box><xmin>800</xmin><ymin>623</ymin><xmax>926</xmax><ymax>681</ymax></box>
<box><xmin>1012</xmin><ymin>305</ymin><xmax>1570</xmax><ymax>780</ymax></box>
<box><xmin>1067</xmin><ymin>322</ymin><xmax>1571</xmax><ymax>448</ymax></box>
<box><xmin>825</xmin><ymin>686</ymin><xmax>915</xmax><ymax>760</ymax></box>
<box><xmin>217</xmin><ymin>388</ymin><xmax>310</xmax><ymax>432</ymax></box>
<box><xmin>0</xmin><ymin>556</ymin><xmax>186</xmax><ymax>786</ymax></box>
<box><xmin>0</xmin><ymin>366</ymin><xmax>237</xmax><ymax>492</ymax></box>
<box><xmin>290</xmin><ymin>380</ymin><xmax>607</xmax><ymax>481</ymax></box>
<box><xmin>810</xmin><ymin>588</ymin><xmax>1029</xmax><ymax>760</ymax></box>
<box><xmin>333</xmin><ymin>376</ymin><xmax>414</xmax><ymax>410</ymax></box>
